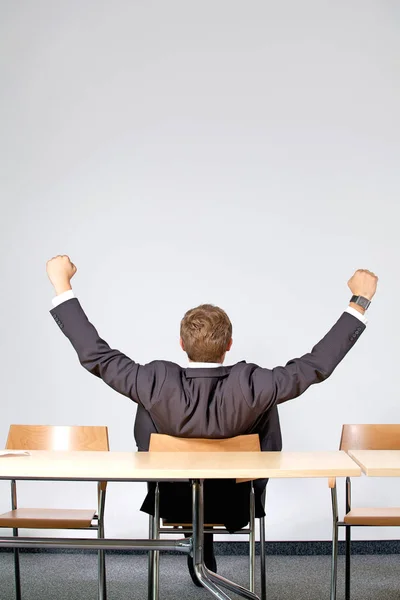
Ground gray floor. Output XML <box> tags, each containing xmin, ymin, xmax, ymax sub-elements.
<box><xmin>0</xmin><ymin>552</ymin><xmax>399</xmax><ymax>600</ymax></box>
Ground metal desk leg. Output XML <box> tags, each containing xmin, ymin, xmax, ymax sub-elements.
<box><xmin>249</xmin><ymin>483</ymin><xmax>255</xmax><ymax>593</ymax></box>
<box><xmin>260</xmin><ymin>516</ymin><xmax>266</xmax><ymax>600</ymax></box>
<box><xmin>148</xmin><ymin>514</ymin><xmax>155</xmax><ymax>600</ymax></box>
<box><xmin>330</xmin><ymin>484</ymin><xmax>339</xmax><ymax>600</ymax></box>
<box><xmin>191</xmin><ymin>480</ymin><xmax>260</xmax><ymax>600</ymax></box>
<box><xmin>345</xmin><ymin>476</ymin><xmax>352</xmax><ymax>600</ymax></box>
<box><xmin>11</xmin><ymin>480</ymin><xmax>21</xmax><ymax>600</ymax></box>
<box><xmin>97</xmin><ymin>485</ymin><xmax>107</xmax><ymax>600</ymax></box>
<box><xmin>148</xmin><ymin>483</ymin><xmax>160</xmax><ymax>600</ymax></box>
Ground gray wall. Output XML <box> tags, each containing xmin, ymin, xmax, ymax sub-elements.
<box><xmin>0</xmin><ymin>0</ymin><xmax>399</xmax><ymax>541</ymax></box>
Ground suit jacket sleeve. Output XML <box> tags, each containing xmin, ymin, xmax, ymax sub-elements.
<box><xmin>241</xmin><ymin>312</ymin><xmax>366</xmax><ymax>412</ymax></box>
<box><xmin>50</xmin><ymin>298</ymin><xmax>165</xmax><ymax>409</ymax></box>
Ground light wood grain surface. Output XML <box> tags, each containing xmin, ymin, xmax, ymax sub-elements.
<box><xmin>6</xmin><ymin>425</ymin><xmax>109</xmax><ymax>451</ymax></box>
<box><xmin>348</xmin><ymin>450</ymin><xmax>400</xmax><ymax>477</ymax></box>
<box><xmin>0</xmin><ymin>508</ymin><xmax>96</xmax><ymax>528</ymax></box>
<box><xmin>343</xmin><ymin>507</ymin><xmax>400</xmax><ymax>526</ymax></box>
<box><xmin>149</xmin><ymin>433</ymin><xmax>260</xmax><ymax>452</ymax></box>
<box><xmin>149</xmin><ymin>433</ymin><xmax>260</xmax><ymax>483</ymax></box>
<box><xmin>340</xmin><ymin>425</ymin><xmax>400</xmax><ymax>451</ymax></box>
<box><xmin>0</xmin><ymin>451</ymin><xmax>360</xmax><ymax>482</ymax></box>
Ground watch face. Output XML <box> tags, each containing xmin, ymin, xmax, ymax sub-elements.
<box><xmin>358</xmin><ymin>296</ymin><xmax>370</xmax><ymax>309</ymax></box>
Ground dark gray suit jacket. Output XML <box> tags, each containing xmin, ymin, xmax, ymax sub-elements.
<box><xmin>51</xmin><ymin>299</ymin><xmax>365</xmax><ymax>528</ymax></box>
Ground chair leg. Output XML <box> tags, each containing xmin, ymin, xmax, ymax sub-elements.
<box><xmin>249</xmin><ymin>484</ymin><xmax>255</xmax><ymax>593</ymax></box>
<box><xmin>260</xmin><ymin>517</ymin><xmax>266</xmax><ymax>600</ymax></box>
<box><xmin>98</xmin><ymin>549</ymin><xmax>106</xmax><ymax>600</ymax></box>
<box><xmin>345</xmin><ymin>526</ymin><xmax>351</xmax><ymax>600</ymax></box>
<box><xmin>12</xmin><ymin>526</ymin><xmax>21</xmax><ymax>600</ymax></box>
<box><xmin>98</xmin><ymin>524</ymin><xmax>107</xmax><ymax>600</ymax></box>
<box><xmin>13</xmin><ymin>548</ymin><xmax>21</xmax><ymax>600</ymax></box>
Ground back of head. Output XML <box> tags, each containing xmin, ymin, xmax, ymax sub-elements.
<box><xmin>180</xmin><ymin>304</ymin><xmax>232</xmax><ymax>363</ymax></box>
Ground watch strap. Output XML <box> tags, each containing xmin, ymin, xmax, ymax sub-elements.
<box><xmin>350</xmin><ymin>295</ymin><xmax>371</xmax><ymax>310</ymax></box>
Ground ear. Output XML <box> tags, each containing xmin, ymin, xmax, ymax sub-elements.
<box><xmin>227</xmin><ymin>338</ymin><xmax>233</xmax><ymax>351</ymax></box>
<box><xmin>180</xmin><ymin>337</ymin><xmax>185</xmax><ymax>351</ymax></box>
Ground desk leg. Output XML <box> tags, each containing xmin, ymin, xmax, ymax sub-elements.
<box><xmin>191</xmin><ymin>480</ymin><xmax>260</xmax><ymax>600</ymax></box>
<box><xmin>330</xmin><ymin>484</ymin><xmax>339</xmax><ymax>600</ymax></box>
<box><xmin>98</xmin><ymin>486</ymin><xmax>107</xmax><ymax>600</ymax></box>
<box><xmin>11</xmin><ymin>480</ymin><xmax>21</xmax><ymax>600</ymax></box>
<box><xmin>259</xmin><ymin>516</ymin><xmax>266</xmax><ymax>600</ymax></box>
<box><xmin>148</xmin><ymin>483</ymin><xmax>160</xmax><ymax>600</ymax></box>
<box><xmin>249</xmin><ymin>483</ymin><xmax>256</xmax><ymax>593</ymax></box>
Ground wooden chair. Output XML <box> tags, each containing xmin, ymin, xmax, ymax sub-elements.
<box><xmin>147</xmin><ymin>433</ymin><xmax>267</xmax><ymax>600</ymax></box>
<box><xmin>0</xmin><ymin>425</ymin><xmax>109</xmax><ymax>600</ymax></box>
<box><xmin>331</xmin><ymin>424</ymin><xmax>400</xmax><ymax>600</ymax></box>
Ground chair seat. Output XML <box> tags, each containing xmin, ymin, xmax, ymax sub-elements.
<box><xmin>344</xmin><ymin>507</ymin><xmax>400</xmax><ymax>526</ymax></box>
<box><xmin>0</xmin><ymin>508</ymin><xmax>97</xmax><ymax>529</ymax></box>
<box><xmin>162</xmin><ymin>519</ymin><xmax>223</xmax><ymax>527</ymax></box>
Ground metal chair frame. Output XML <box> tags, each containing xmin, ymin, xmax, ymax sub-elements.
<box><xmin>330</xmin><ymin>424</ymin><xmax>400</xmax><ymax>600</ymax></box>
<box><xmin>1</xmin><ymin>425</ymin><xmax>108</xmax><ymax>600</ymax></box>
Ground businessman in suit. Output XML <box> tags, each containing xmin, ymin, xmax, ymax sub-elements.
<box><xmin>46</xmin><ymin>255</ymin><xmax>377</xmax><ymax>585</ymax></box>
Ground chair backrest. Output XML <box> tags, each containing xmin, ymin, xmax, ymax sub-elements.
<box><xmin>149</xmin><ymin>433</ymin><xmax>260</xmax><ymax>453</ymax></box>
<box><xmin>150</xmin><ymin>434</ymin><xmax>260</xmax><ymax>484</ymax></box>
<box><xmin>6</xmin><ymin>425</ymin><xmax>109</xmax><ymax>451</ymax></box>
<box><xmin>340</xmin><ymin>424</ymin><xmax>400</xmax><ymax>452</ymax></box>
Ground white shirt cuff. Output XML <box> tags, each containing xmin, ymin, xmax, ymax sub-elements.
<box><xmin>345</xmin><ymin>306</ymin><xmax>368</xmax><ymax>325</ymax></box>
<box><xmin>52</xmin><ymin>290</ymin><xmax>75</xmax><ymax>307</ymax></box>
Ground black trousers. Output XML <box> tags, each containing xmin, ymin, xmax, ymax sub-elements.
<box><xmin>140</xmin><ymin>479</ymin><xmax>267</xmax><ymax>533</ymax></box>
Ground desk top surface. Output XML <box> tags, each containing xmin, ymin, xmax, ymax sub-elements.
<box><xmin>348</xmin><ymin>450</ymin><xmax>400</xmax><ymax>477</ymax></box>
<box><xmin>0</xmin><ymin>450</ymin><xmax>360</xmax><ymax>481</ymax></box>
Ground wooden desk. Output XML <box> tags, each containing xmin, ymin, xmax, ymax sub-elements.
<box><xmin>0</xmin><ymin>451</ymin><xmax>360</xmax><ymax>600</ymax></box>
<box><xmin>0</xmin><ymin>450</ymin><xmax>361</xmax><ymax>481</ymax></box>
<box><xmin>348</xmin><ymin>450</ymin><xmax>400</xmax><ymax>477</ymax></box>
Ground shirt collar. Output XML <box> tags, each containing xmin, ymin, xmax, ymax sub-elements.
<box><xmin>187</xmin><ymin>362</ymin><xmax>223</xmax><ymax>368</ymax></box>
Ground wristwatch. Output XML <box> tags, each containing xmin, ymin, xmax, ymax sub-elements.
<box><xmin>350</xmin><ymin>295</ymin><xmax>371</xmax><ymax>310</ymax></box>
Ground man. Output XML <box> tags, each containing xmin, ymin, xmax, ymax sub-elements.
<box><xmin>46</xmin><ymin>256</ymin><xmax>378</xmax><ymax>585</ymax></box>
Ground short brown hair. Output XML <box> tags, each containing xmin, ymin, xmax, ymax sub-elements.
<box><xmin>180</xmin><ymin>304</ymin><xmax>232</xmax><ymax>363</ymax></box>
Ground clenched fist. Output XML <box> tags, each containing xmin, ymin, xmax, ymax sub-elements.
<box><xmin>348</xmin><ymin>269</ymin><xmax>378</xmax><ymax>301</ymax></box>
<box><xmin>46</xmin><ymin>255</ymin><xmax>77</xmax><ymax>295</ymax></box>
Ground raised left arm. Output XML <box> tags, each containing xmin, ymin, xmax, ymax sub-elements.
<box><xmin>47</xmin><ymin>255</ymin><xmax>163</xmax><ymax>408</ymax></box>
